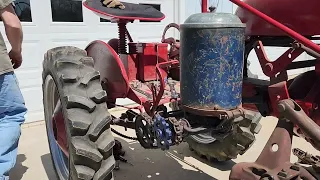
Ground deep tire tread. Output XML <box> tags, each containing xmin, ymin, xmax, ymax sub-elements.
<box><xmin>42</xmin><ymin>46</ymin><xmax>115</xmax><ymax>180</ymax></box>
<box><xmin>81</xmin><ymin>71</ymin><xmax>100</xmax><ymax>86</ymax></box>
<box><xmin>71</xmin><ymin>136</ymin><xmax>103</xmax><ymax>163</ymax></box>
<box><xmin>90</xmin><ymin>90</ymin><xmax>107</xmax><ymax>104</ymax></box>
<box><xmin>74</xmin><ymin>165</ymin><xmax>95</xmax><ymax>180</ymax></box>
<box><xmin>65</xmin><ymin>95</ymin><xmax>96</xmax><ymax>113</ymax></box>
<box><xmin>61</xmin><ymin>74</ymin><xmax>78</xmax><ymax>83</ymax></box>
<box><xmin>96</xmin><ymin>129</ymin><xmax>115</xmax><ymax>155</ymax></box>
<box><xmin>187</xmin><ymin>111</ymin><xmax>262</xmax><ymax>162</ymax></box>
<box><xmin>67</xmin><ymin>109</ymin><xmax>92</xmax><ymax>136</ymax></box>
<box><xmin>87</xmin><ymin>111</ymin><xmax>112</xmax><ymax>141</ymax></box>
<box><xmin>93</xmin><ymin>156</ymin><xmax>115</xmax><ymax>180</ymax></box>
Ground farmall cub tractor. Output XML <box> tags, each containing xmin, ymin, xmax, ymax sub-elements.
<box><xmin>41</xmin><ymin>0</ymin><xmax>320</xmax><ymax>179</ymax></box>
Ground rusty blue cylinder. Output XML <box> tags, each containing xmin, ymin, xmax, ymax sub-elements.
<box><xmin>180</xmin><ymin>13</ymin><xmax>246</xmax><ymax>113</ymax></box>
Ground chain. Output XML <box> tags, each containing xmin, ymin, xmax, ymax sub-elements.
<box><xmin>140</xmin><ymin>112</ymin><xmax>153</xmax><ymax>123</ymax></box>
<box><xmin>131</xmin><ymin>86</ymin><xmax>153</xmax><ymax>100</ymax></box>
<box><xmin>168</xmin><ymin>117</ymin><xmax>185</xmax><ymax>144</ymax></box>
<box><xmin>111</xmin><ymin>128</ymin><xmax>138</xmax><ymax>141</ymax></box>
<box><xmin>293</xmin><ymin>148</ymin><xmax>320</xmax><ymax>173</ymax></box>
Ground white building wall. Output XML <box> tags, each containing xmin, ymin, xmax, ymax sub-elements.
<box><xmin>2</xmin><ymin>0</ymin><xmax>181</xmax><ymax>123</ymax></box>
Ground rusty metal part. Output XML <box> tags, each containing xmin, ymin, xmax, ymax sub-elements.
<box><xmin>229</xmin><ymin>99</ymin><xmax>317</xmax><ymax>180</ymax></box>
<box><xmin>278</xmin><ymin>99</ymin><xmax>320</xmax><ymax>150</ymax></box>
<box><xmin>293</xmin><ymin>148</ymin><xmax>320</xmax><ymax>174</ymax></box>
<box><xmin>168</xmin><ymin>117</ymin><xmax>188</xmax><ymax>144</ymax></box>
<box><xmin>183</xmin><ymin>105</ymin><xmax>245</xmax><ymax>120</ymax></box>
<box><xmin>182</xmin><ymin>116</ymin><xmax>234</xmax><ymax>138</ymax></box>
<box><xmin>268</xmin><ymin>81</ymin><xmax>290</xmax><ymax>117</ymax></box>
<box><xmin>293</xmin><ymin>148</ymin><xmax>320</xmax><ymax>168</ymax></box>
<box><xmin>230</xmin><ymin>161</ymin><xmax>316</xmax><ymax>180</ymax></box>
<box><xmin>292</xmin><ymin>42</ymin><xmax>320</xmax><ymax>59</ymax></box>
<box><xmin>135</xmin><ymin>114</ymin><xmax>157</xmax><ymax>149</ymax></box>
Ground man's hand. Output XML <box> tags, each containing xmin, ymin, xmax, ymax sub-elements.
<box><xmin>9</xmin><ymin>49</ymin><xmax>22</xmax><ymax>69</ymax></box>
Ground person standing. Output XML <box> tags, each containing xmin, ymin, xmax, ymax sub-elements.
<box><xmin>0</xmin><ymin>1</ymin><xmax>27</xmax><ymax>179</ymax></box>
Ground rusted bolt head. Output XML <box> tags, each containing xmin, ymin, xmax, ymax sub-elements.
<box><xmin>265</xmin><ymin>63</ymin><xmax>273</xmax><ymax>72</ymax></box>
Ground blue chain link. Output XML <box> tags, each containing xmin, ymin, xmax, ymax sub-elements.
<box><xmin>153</xmin><ymin>114</ymin><xmax>173</xmax><ymax>150</ymax></box>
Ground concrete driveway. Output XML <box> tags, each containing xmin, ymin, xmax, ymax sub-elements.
<box><xmin>9</xmin><ymin>112</ymin><xmax>320</xmax><ymax>180</ymax></box>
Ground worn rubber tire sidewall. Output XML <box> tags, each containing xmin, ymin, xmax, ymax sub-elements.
<box><xmin>42</xmin><ymin>46</ymin><xmax>116</xmax><ymax>180</ymax></box>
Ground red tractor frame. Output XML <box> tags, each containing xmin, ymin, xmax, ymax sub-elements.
<box><xmin>41</xmin><ymin>0</ymin><xmax>320</xmax><ymax>180</ymax></box>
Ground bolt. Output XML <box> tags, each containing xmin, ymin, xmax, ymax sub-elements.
<box><xmin>265</xmin><ymin>63</ymin><xmax>273</xmax><ymax>73</ymax></box>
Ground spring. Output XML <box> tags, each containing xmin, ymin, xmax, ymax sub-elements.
<box><xmin>118</xmin><ymin>22</ymin><xmax>127</xmax><ymax>54</ymax></box>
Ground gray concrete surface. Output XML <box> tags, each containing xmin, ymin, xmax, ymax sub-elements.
<box><xmin>8</xmin><ymin>113</ymin><xmax>320</xmax><ymax>180</ymax></box>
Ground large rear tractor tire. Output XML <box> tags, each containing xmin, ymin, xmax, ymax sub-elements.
<box><xmin>186</xmin><ymin>111</ymin><xmax>262</xmax><ymax>162</ymax></box>
<box><xmin>42</xmin><ymin>46</ymin><xmax>115</xmax><ymax>180</ymax></box>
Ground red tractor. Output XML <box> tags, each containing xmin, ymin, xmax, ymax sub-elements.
<box><xmin>41</xmin><ymin>0</ymin><xmax>320</xmax><ymax>179</ymax></box>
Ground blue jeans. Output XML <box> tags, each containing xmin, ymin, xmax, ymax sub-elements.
<box><xmin>0</xmin><ymin>72</ymin><xmax>27</xmax><ymax>180</ymax></box>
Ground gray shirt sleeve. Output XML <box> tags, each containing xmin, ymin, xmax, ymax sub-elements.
<box><xmin>0</xmin><ymin>0</ymin><xmax>13</xmax><ymax>10</ymax></box>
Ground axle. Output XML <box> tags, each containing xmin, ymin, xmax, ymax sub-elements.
<box><xmin>110</xmin><ymin>104</ymin><xmax>249</xmax><ymax>151</ymax></box>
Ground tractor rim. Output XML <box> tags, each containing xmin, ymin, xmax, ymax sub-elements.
<box><xmin>44</xmin><ymin>75</ymin><xmax>69</xmax><ymax>179</ymax></box>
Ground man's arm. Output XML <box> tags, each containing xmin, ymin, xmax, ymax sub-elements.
<box><xmin>0</xmin><ymin>1</ymin><xmax>23</xmax><ymax>53</ymax></box>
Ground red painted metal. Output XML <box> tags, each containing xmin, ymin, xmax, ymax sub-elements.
<box><xmin>129</xmin><ymin>43</ymin><xmax>169</xmax><ymax>82</ymax></box>
<box><xmin>235</xmin><ymin>0</ymin><xmax>320</xmax><ymax>37</ymax></box>
<box><xmin>201</xmin><ymin>0</ymin><xmax>208</xmax><ymax>13</ymax></box>
<box><xmin>150</xmin><ymin>60</ymin><xmax>180</xmax><ymax>115</ymax></box>
<box><xmin>231</xmin><ymin>0</ymin><xmax>320</xmax><ymax>55</ymax></box>
<box><xmin>127</xmin><ymin>53</ymin><xmax>138</xmax><ymax>81</ymax></box>
<box><xmin>86</xmin><ymin>38</ymin><xmax>180</xmax><ymax>116</ymax></box>
<box><xmin>52</xmin><ymin>108</ymin><xmax>69</xmax><ymax>157</ymax></box>
<box><xmin>254</xmin><ymin>41</ymin><xmax>304</xmax><ymax>77</ymax></box>
<box><xmin>85</xmin><ymin>40</ymin><xmax>129</xmax><ymax>99</ymax></box>
<box><xmin>268</xmin><ymin>81</ymin><xmax>290</xmax><ymax>117</ymax></box>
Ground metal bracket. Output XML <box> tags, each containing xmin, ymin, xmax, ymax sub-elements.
<box><xmin>229</xmin><ymin>99</ymin><xmax>318</xmax><ymax>180</ymax></box>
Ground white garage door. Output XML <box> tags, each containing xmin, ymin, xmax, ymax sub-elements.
<box><xmin>0</xmin><ymin>0</ymin><xmax>180</xmax><ymax>123</ymax></box>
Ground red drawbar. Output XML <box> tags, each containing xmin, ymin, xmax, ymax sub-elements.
<box><xmin>83</xmin><ymin>1</ymin><xmax>165</xmax><ymax>22</ymax></box>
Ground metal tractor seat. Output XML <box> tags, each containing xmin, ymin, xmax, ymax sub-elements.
<box><xmin>83</xmin><ymin>0</ymin><xmax>165</xmax><ymax>21</ymax></box>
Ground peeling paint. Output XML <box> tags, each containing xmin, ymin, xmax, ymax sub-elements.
<box><xmin>180</xmin><ymin>27</ymin><xmax>245</xmax><ymax>110</ymax></box>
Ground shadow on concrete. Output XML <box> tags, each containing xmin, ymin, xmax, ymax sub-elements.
<box><xmin>10</xmin><ymin>154</ymin><xmax>28</xmax><ymax>180</ymax></box>
<box><xmin>35</xmin><ymin>136</ymin><xmax>234</xmax><ymax>180</ymax></box>
<box><xmin>114</xmin><ymin>137</ymin><xmax>217</xmax><ymax>180</ymax></box>
<box><xmin>171</xmin><ymin>144</ymin><xmax>236</xmax><ymax>172</ymax></box>
<box><xmin>40</xmin><ymin>153</ymin><xmax>58</xmax><ymax>180</ymax></box>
